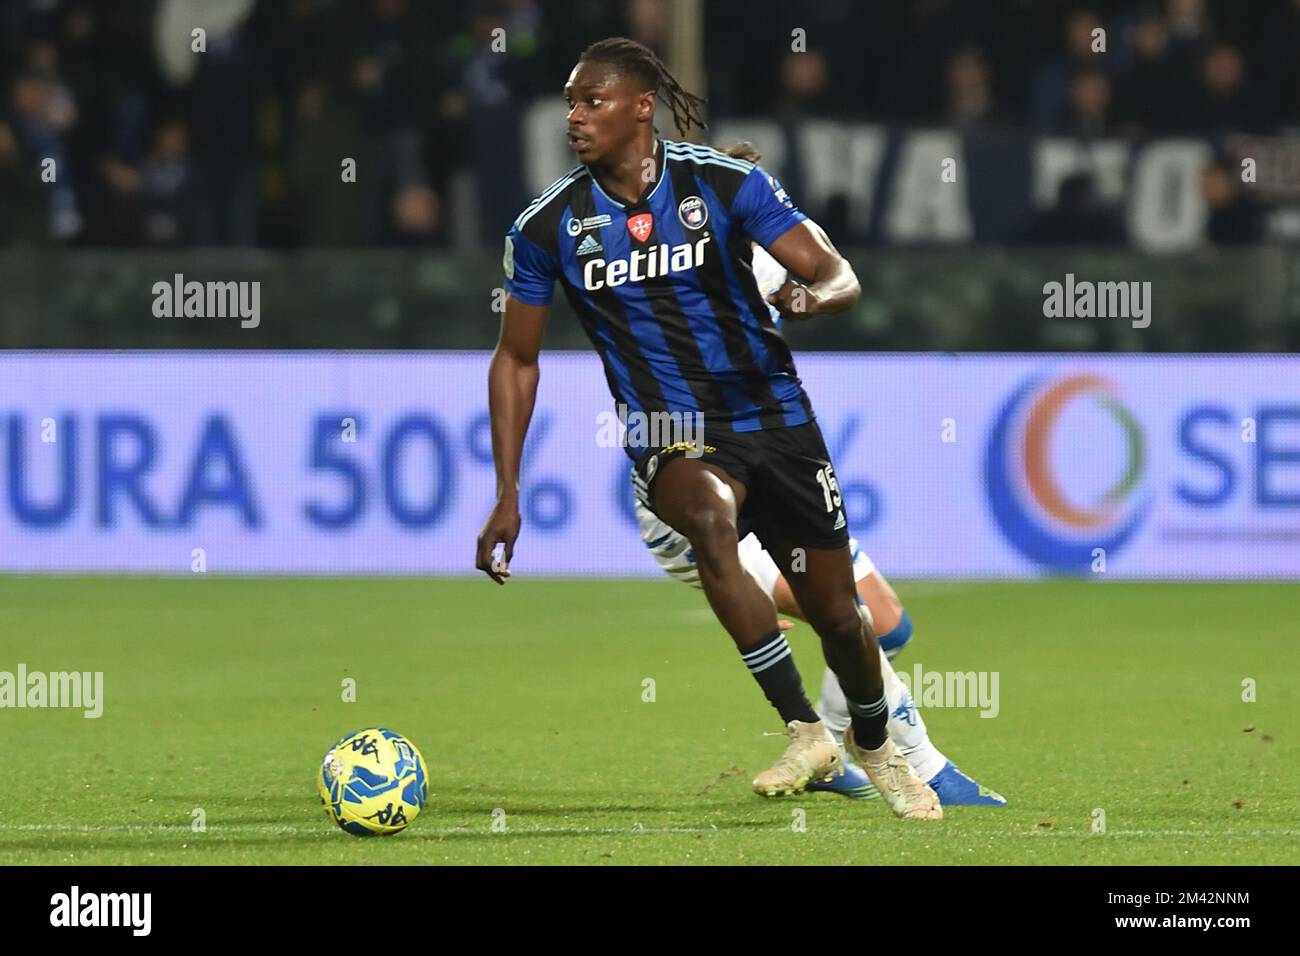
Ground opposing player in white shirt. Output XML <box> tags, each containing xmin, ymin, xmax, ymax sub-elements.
<box><xmin>634</xmin><ymin>468</ymin><xmax>1004</xmax><ymax>804</ymax></box>
<box><xmin>629</xmin><ymin>141</ymin><xmax>1006</xmax><ymax>805</ymax></box>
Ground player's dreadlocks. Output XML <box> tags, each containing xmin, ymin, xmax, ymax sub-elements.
<box><xmin>579</xmin><ymin>37</ymin><xmax>708</xmax><ymax>136</ymax></box>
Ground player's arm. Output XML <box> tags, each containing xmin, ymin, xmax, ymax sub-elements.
<box><xmin>764</xmin><ymin>219</ymin><xmax>860</xmax><ymax>320</ymax></box>
<box><xmin>730</xmin><ymin>165</ymin><xmax>859</xmax><ymax>320</ymax></box>
<box><xmin>475</xmin><ymin>294</ymin><xmax>548</xmax><ymax>584</ymax></box>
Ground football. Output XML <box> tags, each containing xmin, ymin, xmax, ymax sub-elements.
<box><xmin>318</xmin><ymin>728</ymin><xmax>428</xmax><ymax>837</ymax></box>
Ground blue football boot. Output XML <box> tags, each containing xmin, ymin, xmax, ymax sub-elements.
<box><xmin>805</xmin><ymin>758</ymin><xmax>880</xmax><ymax>799</ymax></box>
<box><xmin>926</xmin><ymin>761</ymin><xmax>1007</xmax><ymax>806</ymax></box>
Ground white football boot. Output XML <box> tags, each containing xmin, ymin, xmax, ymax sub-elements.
<box><xmin>752</xmin><ymin>719</ymin><xmax>843</xmax><ymax>797</ymax></box>
<box><xmin>845</xmin><ymin>727</ymin><xmax>944</xmax><ymax>820</ymax></box>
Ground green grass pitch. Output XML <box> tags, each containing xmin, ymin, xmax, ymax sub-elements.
<box><xmin>1</xmin><ymin>576</ymin><xmax>1296</xmax><ymax>865</ymax></box>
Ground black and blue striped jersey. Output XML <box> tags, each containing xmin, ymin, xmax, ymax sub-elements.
<box><xmin>503</xmin><ymin>138</ymin><xmax>816</xmax><ymax>446</ymax></box>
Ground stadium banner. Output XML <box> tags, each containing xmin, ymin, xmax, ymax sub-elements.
<box><xmin>0</xmin><ymin>352</ymin><xmax>1296</xmax><ymax>578</ymax></box>
<box><xmin>520</xmin><ymin>112</ymin><xmax>1300</xmax><ymax>250</ymax></box>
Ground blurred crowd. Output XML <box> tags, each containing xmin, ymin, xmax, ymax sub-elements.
<box><xmin>0</xmin><ymin>0</ymin><xmax>1292</xmax><ymax>248</ymax></box>
<box><xmin>734</xmin><ymin>0</ymin><xmax>1300</xmax><ymax>137</ymax></box>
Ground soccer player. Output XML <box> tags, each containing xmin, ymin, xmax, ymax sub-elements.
<box><xmin>477</xmin><ymin>37</ymin><xmax>940</xmax><ymax>818</ymax></box>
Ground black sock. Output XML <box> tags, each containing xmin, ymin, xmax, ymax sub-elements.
<box><xmin>845</xmin><ymin>690</ymin><xmax>889</xmax><ymax>750</ymax></box>
<box><xmin>741</xmin><ymin>631</ymin><xmax>819</xmax><ymax>724</ymax></box>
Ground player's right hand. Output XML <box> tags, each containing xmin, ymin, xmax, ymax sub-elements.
<box><xmin>767</xmin><ymin>278</ymin><xmax>820</xmax><ymax>321</ymax></box>
<box><xmin>475</xmin><ymin>501</ymin><xmax>521</xmax><ymax>585</ymax></box>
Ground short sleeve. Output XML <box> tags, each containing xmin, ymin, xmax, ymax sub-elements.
<box><xmin>730</xmin><ymin>166</ymin><xmax>808</xmax><ymax>249</ymax></box>
<box><xmin>503</xmin><ymin>225</ymin><xmax>557</xmax><ymax>305</ymax></box>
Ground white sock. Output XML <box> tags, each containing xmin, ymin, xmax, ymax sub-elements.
<box><xmin>817</xmin><ymin>665</ymin><xmax>852</xmax><ymax>744</ymax></box>
<box><xmin>818</xmin><ymin>652</ymin><xmax>949</xmax><ymax>782</ymax></box>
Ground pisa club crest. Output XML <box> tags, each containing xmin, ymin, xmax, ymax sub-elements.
<box><xmin>984</xmin><ymin>374</ymin><xmax>1150</xmax><ymax>571</ymax></box>
<box><xmin>627</xmin><ymin>213</ymin><xmax>654</xmax><ymax>242</ymax></box>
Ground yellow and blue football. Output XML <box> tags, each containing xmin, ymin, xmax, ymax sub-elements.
<box><xmin>319</xmin><ymin>728</ymin><xmax>428</xmax><ymax>836</ymax></box>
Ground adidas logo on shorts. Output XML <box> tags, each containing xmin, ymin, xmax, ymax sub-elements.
<box><xmin>833</xmin><ymin>510</ymin><xmax>846</xmax><ymax>530</ymax></box>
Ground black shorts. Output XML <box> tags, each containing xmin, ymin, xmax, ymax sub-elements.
<box><xmin>635</xmin><ymin>422</ymin><xmax>851</xmax><ymax>551</ymax></box>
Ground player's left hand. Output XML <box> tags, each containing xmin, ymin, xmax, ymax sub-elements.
<box><xmin>767</xmin><ymin>278</ymin><xmax>820</xmax><ymax>320</ymax></box>
<box><xmin>476</xmin><ymin>499</ymin><xmax>521</xmax><ymax>585</ymax></box>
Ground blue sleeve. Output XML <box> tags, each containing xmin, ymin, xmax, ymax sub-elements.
<box><xmin>503</xmin><ymin>225</ymin><xmax>557</xmax><ymax>305</ymax></box>
<box><xmin>730</xmin><ymin>166</ymin><xmax>808</xmax><ymax>249</ymax></box>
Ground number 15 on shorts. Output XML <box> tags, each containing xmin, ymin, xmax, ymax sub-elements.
<box><xmin>815</xmin><ymin>465</ymin><xmax>842</xmax><ymax>512</ymax></box>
